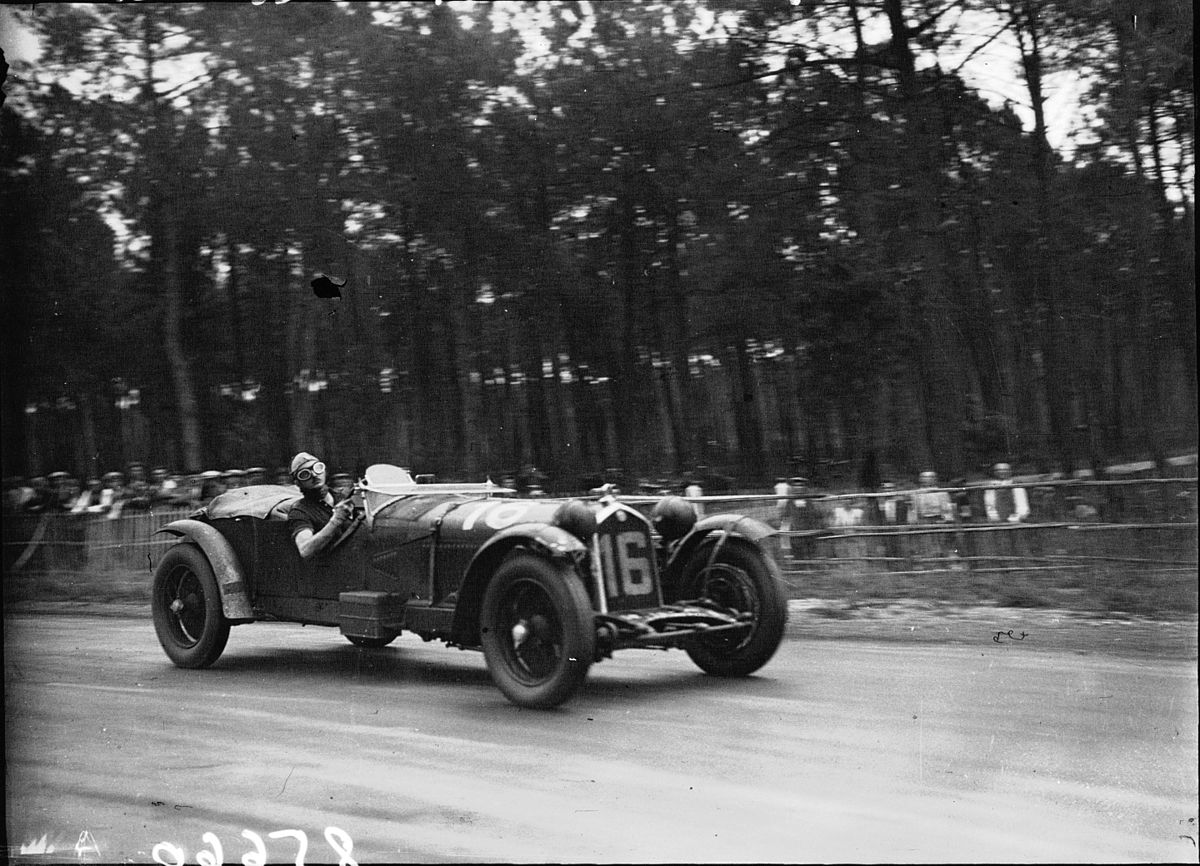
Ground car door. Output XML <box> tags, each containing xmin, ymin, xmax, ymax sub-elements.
<box><xmin>301</xmin><ymin>518</ymin><xmax>370</xmax><ymax>600</ymax></box>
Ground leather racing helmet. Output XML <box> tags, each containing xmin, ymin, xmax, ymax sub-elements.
<box><xmin>289</xmin><ymin>452</ymin><xmax>320</xmax><ymax>479</ymax></box>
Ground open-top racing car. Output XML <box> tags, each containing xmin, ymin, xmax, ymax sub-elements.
<box><xmin>151</xmin><ymin>464</ymin><xmax>788</xmax><ymax>708</ymax></box>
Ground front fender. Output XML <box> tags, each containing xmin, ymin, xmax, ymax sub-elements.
<box><xmin>662</xmin><ymin>514</ymin><xmax>777</xmax><ymax>600</ymax></box>
<box><xmin>155</xmin><ymin>519</ymin><xmax>255</xmax><ymax>621</ymax></box>
<box><xmin>450</xmin><ymin>523</ymin><xmax>589</xmax><ymax>645</ymax></box>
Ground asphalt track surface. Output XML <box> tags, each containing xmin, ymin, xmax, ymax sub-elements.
<box><xmin>5</xmin><ymin>609</ymin><xmax>1197</xmax><ymax>864</ymax></box>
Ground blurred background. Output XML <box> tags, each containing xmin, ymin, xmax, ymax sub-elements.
<box><xmin>0</xmin><ymin>0</ymin><xmax>1194</xmax><ymax>491</ymax></box>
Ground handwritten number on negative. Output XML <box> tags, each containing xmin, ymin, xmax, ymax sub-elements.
<box><xmin>993</xmin><ymin>629</ymin><xmax>1029</xmax><ymax>643</ymax></box>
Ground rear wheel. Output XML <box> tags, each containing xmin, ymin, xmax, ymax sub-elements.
<box><xmin>152</xmin><ymin>543</ymin><xmax>230</xmax><ymax>668</ymax></box>
<box><xmin>480</xmin><ymin>553</ymin><xmax>595</xmax><ymax>709</ymax></box>
<box><xmin>682</xmin><ymin>540</ymin><xmax>788</xmax><ymax>677</ymax></box>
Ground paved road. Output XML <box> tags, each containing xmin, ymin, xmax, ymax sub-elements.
<box><xmin>5</xmin><ymin>613</ymin><xmax>1197</xmax><ymax>864</ymax></box>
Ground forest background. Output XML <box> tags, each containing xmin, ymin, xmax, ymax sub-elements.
<box><xmin>1</xmin><ymin>0</ymin><xmax>1194</xmax><ymax>492</ymax></box>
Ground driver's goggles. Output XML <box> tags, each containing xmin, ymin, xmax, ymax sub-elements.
<box><xmin>294</xmin><ymin>462</ymin><xmax>325</xmax><ymax>482</ymax></box>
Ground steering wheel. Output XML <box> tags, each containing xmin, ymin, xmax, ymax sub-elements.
<box><xmin>327</xmin><ymin>484</ymin><xmax>364</xmax><ymax>553</ymax></box>
<box><xmin>328</xmin><ymin>513</ymin><xmax>362</xmax><ymax>552</ymax></box>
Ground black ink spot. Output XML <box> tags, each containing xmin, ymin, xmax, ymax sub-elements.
<box><xmin>0</xmin><ymin>47</ymin><xmax>8</xmax><ymax>111</ymax></box>
<box><xmin>311</xmin><ymin>274</ymin><xmax>346</xmax><ymax>299</ymax></box>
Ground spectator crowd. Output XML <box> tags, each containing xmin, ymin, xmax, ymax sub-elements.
<box><xmin>4</xmin><ymin>455</ymin><xmax>1193</xmax><ymax>529</ymax></box>
<box><xmin>1</xmin><ymin>463</ymin><xmax>328</xmax><ymax>518</ymax></box>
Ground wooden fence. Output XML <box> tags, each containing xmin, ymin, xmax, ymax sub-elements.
<box><xmin>689</xmin><ymin>478</ymin><xmax>1197</xmax><ymax>599</ymax></box>
<box><xmin>3</xmin><ymin>506</ymin><xmax>193</xmax><ymax>576</ymax></box>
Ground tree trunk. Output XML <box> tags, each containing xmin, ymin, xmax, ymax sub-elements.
<box><xmin>662</xmin><ymin>208</ymin><xmax>692</xmax><ymax>471</ymax></box>
<box><xmin>226</xmin><ymin>238</ymin><xmax>247</xmax><ymax>386</ymax></box>
<box><xmin>614</xmin><ymin>191</ymin><xmax>646</xmax><ymax>470</ymax></box>
<box><xmin>140</xmin><ymin>12</ymin><xmax>203</xmax><ymax>472</ymax></box>
<box><xmin>75</xmin><ymin>391</ymin><xmax>100</xmax><ymax>480</ymax></box>
<box><xmin>449</xmin><ymin>287</ymin><xmax>483</xmax><ymax>478</ymax></box>
<box><xmin>1014</xmin><ymin>0</ymin><xmax>1051</xmax><ymax>190</ymax></box>
<box><xmin>160</xmin><ymin>203</ymin><xmax>204</xmax><ymax>472</ymax></box>
<box><xmin>287</xmin><ymin>250</ymin><xmax>317</xmax><ymax>456</ymax></box>
<box><xmin>729</xmin><ymin>336</ymin><xmax>766</xmax><ymax>480</ymax></box>
<box><xmin>1112</xmin><ymin>8</ymin><xmax>1147</xmax><ymax>181</ymax></box>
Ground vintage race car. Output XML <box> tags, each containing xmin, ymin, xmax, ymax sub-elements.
<box><xmin>151</xmin><ymin>464</ymin><xmax>787</xmax><ymax>708</ymax></box>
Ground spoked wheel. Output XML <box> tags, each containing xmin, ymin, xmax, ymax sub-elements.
<box><xmin>480</xmin><ymin>553</ymin><xmax>595</xmax><ymax>709</ymax></box>
<box><xmin>151</xmin><ymin>544</ymin><xmax>230</xmax><ymax>669</ymax></box>
<box><xmin>682</xmin><ymin>541</ymin><xmax>788</xmax><ymax>677</ymax></box>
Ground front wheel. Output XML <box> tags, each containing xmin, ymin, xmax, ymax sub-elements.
<box><xmin>152</xmin><ymin>543</ymin><xmax>230</xmax><ymax>668</ymax></box>
<box><xmin>682</xmin><ymin>540</ymin><xmax>788</xmax><ymax>677</ymax></box>
<box><xmin>479</xmin><ymin>553</ymin><xmax>595</xmax><ymax>709</ymax></box>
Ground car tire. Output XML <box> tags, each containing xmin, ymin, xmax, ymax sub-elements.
<box><xmin>346</xmin><ymin>634</ymin><xmax>396</xmax><ymax>649</ymax></box>
<box><xmin>152</xmin><ymin>543</ymin><xmax>231</xmax><ymax>669</ymax></box>
<box><xmin>480</xmin><ymin>552</ymin><xmax>595</xmax><ymax>709</ymax></box>
<box><xmin>682</xmin><ymin>540</ymin><xmax>788</xmax><ymax>677</ymax></box>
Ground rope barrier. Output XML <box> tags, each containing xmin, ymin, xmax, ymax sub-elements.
<box><xmin>792</xmin><ymin>521</ymin><xmax>1198</xmax><ymax>540</ymax></box>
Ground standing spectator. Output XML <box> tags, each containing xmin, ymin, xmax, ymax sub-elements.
<box><xmin>984</xmin><ymin>462</ymin><xmax>1030</xmax><ymax>523</ymax></box>
<box><xmin>63</xmin><ymin>474</ymin><xmax>82</xmax><ymax>510</ymax></box>
<box><xmin>149</xmin><ymin>467</ymin><xmax>178</xmax><ymax>505</ymax></box>
<box><xmin>123</xmin><ymin>477</ymin><xmax>153</xmax><ymax>511</ymax></box>
<box><xmin>71</xmin><ymin>477</ymin><xmax>104</xmax><ymax>514</ymax></box>
<box><xmin>950</xmin><ymin>478</ymin><xmax>974</xmax><ymax>523</ymax></box>
<box><xmin>520</xmin><ymin>465</ymin><xmax>547</xmax><ymax>497</ymax></box>
<box><xmin>47</xmin><ymin>472</ymin><xmax>74</xmax><ymax>511</ymax></box>
<box><xmin>172</xmin><ymin>473</ymin><xmax>204</xmax><ymax>507</ymax></box>
<box><xmin>909</xmin><ymin>470</ymin><xmax>953</xmax><ymax>570</ymax></box>
<box><xmin>22</xmin><ymin>476</ymin><xmax>53</xmax><ymax>513</ymax></box>
<box><xmin>523</xmin><ymin>467</ymin><xmax>549</xmax><ymax>497</ymax></box>
<box><xmin>124</xmin><ymin>462</ymin><xmax>149</xmax><ymax>511</ymax></box>
<box><xmin>245</xmin><ymin>467</ymin><xmax>268</xmax><ymax>486</ymax></box>
<box><xmin>1067</xmin><ymin>468</ymin><xmax>1100</xmax><ymax>521</ymax></box>
<box><xmin>223</xmin><ymin>469</ymin><xmax>246</xmax><ymax>490</ymax></box>
<box><xmin>100</xmin><ymin>471</ymin><xmax>126</xmax><ymax>518</ymax></box>
<box><xmin>876</xmin><ymin>480</ymin><xmax>908</xmax><ymax>569</ymax></box>
<box><xmin>199</xmin><ymin>470</ymin><xmax>226</xmax><ymax>502</ymax></box>
<box><xmin>773</xmin><ymin>476</ymin><xmax>790</xmax><ymax>525</ymax></box>
<box><xmin>272</xmin><ymin>466</ymin><xmax>293</xmax><ymax>486</ymax></box>
<box><xmin>683</xmin><ymin>476</ymin><xmax>704</xmax><ymax>517</ymax></box>
<box><xmin>949</xmin><ymin>477</ymin><xmax>977</xmax><ymax>570</ymax></box>
<box><xmin>877</xmin><ymin>481</ymin><xmax>907</xmax><ymax>525</ymax></box>
<box><xmin>784</xmin><ymin>476</ymin><xmax>823</xmax><ymax>563</ymax></box>
<box><xmin>909</xmin><ymin>471</ymin><xmax>953</xmax><ymax>524</ymax></box>
<box><xmin>3</xmin><ymin>476</ymin><xmax>28</xmax><ymax>512</ymax></box>
<box><xmin>127</xmin><ymin>462</ymin><xmax>148</xmax><ymax>485</ymax></box>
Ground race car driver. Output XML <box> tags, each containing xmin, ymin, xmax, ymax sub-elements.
<box><xmin>287</xmin><ymin>452</ymin><xmax>355</xmax><ymax>559</ymax></box>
